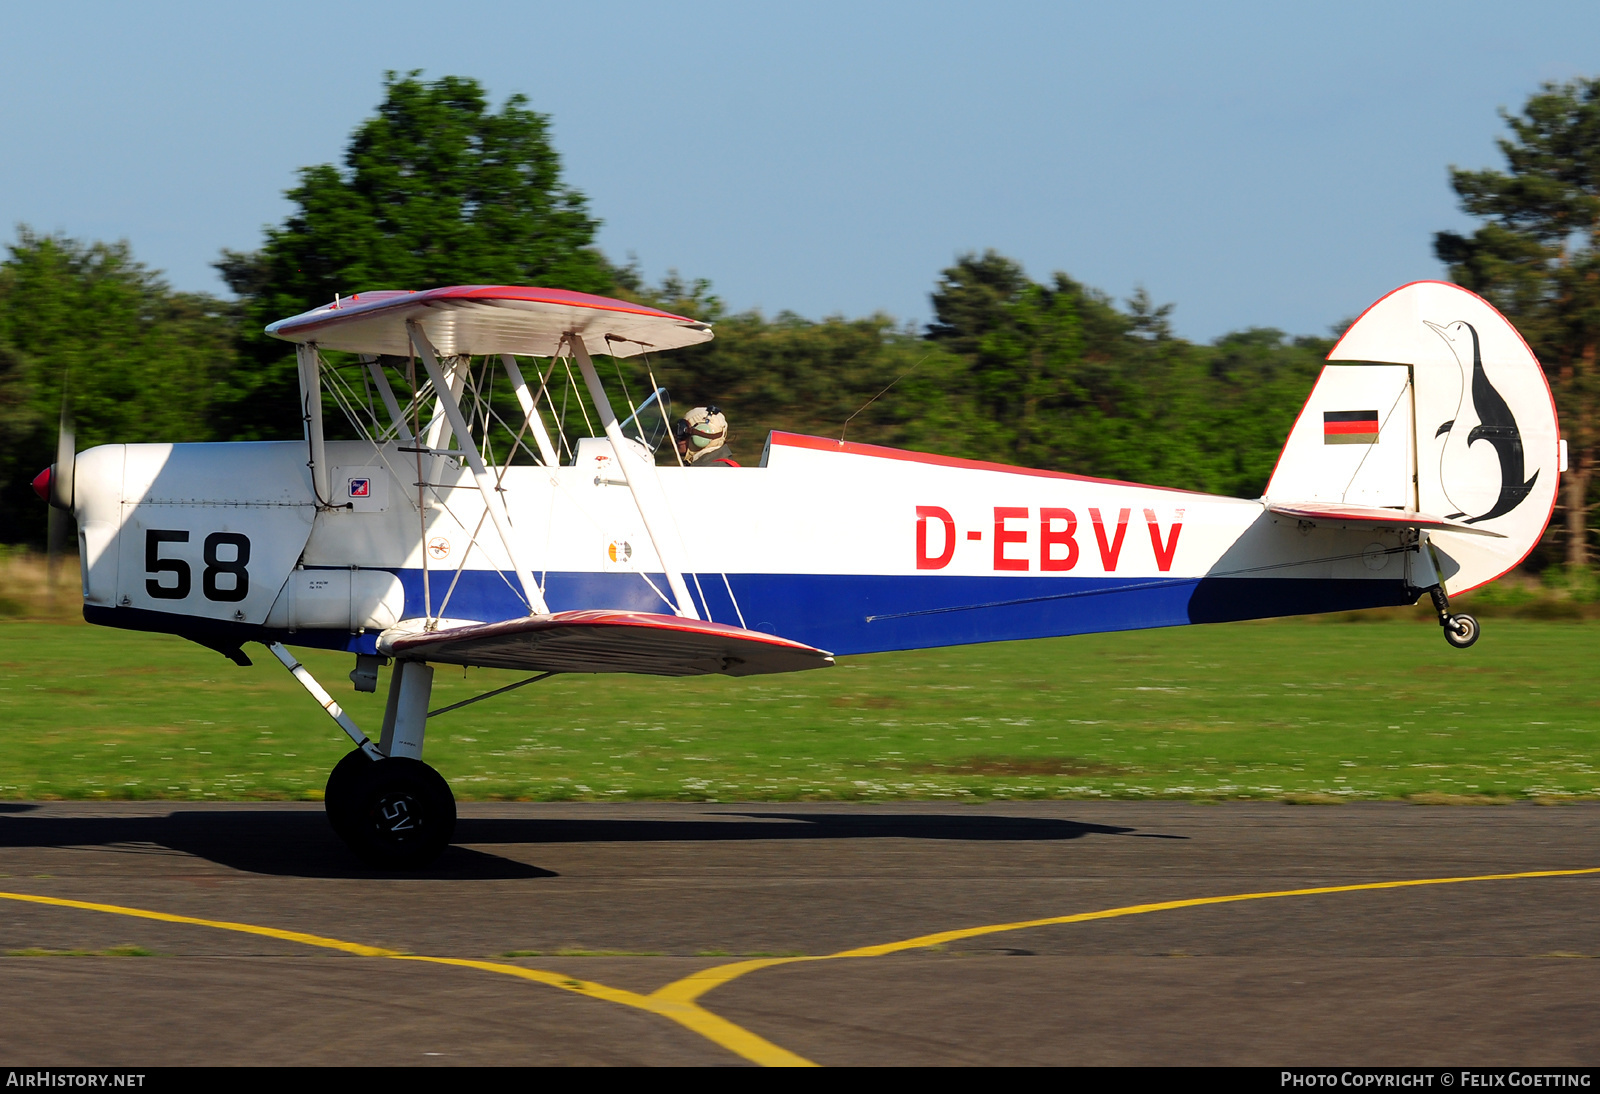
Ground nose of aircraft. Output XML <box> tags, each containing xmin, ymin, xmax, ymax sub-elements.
<box><xmin>32</xmin><ymin>466</ymin><xmax>53</xmax><ymax>504</ymax></box>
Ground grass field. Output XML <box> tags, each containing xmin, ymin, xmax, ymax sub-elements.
<box><xmin>1</xmin><ymin>604</ymin><xmax>1597</xmax><ymax>803</ymax></box>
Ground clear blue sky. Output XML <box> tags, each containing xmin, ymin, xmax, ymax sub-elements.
<box><xmin>2</xmin><ymin>1</ymin><xmax>1596</xmax><ymax>341</ymax></box>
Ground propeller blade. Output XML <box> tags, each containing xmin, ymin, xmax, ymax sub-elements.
<box><xmin>48</xmin><ymin>374</ymin><xmax>73</xmax><ymax>511</ymax></box>
<box><xmin>46</xmin><ymin>503</ymin><xmax>67</xmax><ymax>603</ymax></box>
<box><xmin>47</xmin><ymin>501</ymin><xmax>68</xmax><ymax>551</ymax></box>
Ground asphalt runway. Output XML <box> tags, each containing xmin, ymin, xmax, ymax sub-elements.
<box><xmin>0</xmin><ymin>800</ymin><xmax>1596</xmax><ymax>1066</ymax></box>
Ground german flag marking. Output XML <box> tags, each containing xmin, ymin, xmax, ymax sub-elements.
<box><xmin>1324</xmin><ymin>410</ymin><xmax>1379</xmax><ymax>445</ymax></box>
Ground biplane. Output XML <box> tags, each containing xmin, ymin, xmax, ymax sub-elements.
<box><xmin>33</xmin><ymin>280</ymin><xmax>1560</xmax><ymax>866</ymax></box>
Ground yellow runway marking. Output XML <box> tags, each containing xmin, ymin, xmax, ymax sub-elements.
<box><xmin>0</xmin><ymin>890</ymin><xmax>814</xmax><ymax>1068</ymax></box>
<box><xmin>654</xmin><ymin>865</ymin><xmax>1600</xmax><ymax>1004</ymax></box>
<box><xmin>0</xmin><ymin>890</ymin><xmax>397</xmax><ymax>956</ymax></box>
<box><xmin>4</xmin><ymin>864</ymin><xmax>1597</xmax><ymax>1067</ymax></box>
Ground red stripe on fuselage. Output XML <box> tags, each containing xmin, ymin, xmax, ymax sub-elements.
<box><xmin>768</xmin><ymin>432</ymin><xmax>1204</xmax><ymax>495</ymax></box>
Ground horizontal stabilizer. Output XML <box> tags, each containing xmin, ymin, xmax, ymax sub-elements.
<box><xmin>377</xmin><ymin>610</ymin><xmax>835</xmax><ymax>677</ymax></box>
<box><xmin>1266</xmin><ymin>501</ymin><xmax>1505</xmax><ymax>538</ymax></box>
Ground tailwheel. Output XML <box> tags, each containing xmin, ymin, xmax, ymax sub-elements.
<box><xmin>329</xmin><ymin>753</ymin><xmax>456</xmax><ymax>869</ymax></box>
<box><xmin>1427</xmin><ymin>585</ymin><xmax>1480</xmax><ymax>650</ymax></box>
<box><xmin>1443</xmin><ymin>613</ymin><xmax>1480</xmax><ymax>649</ymax></box>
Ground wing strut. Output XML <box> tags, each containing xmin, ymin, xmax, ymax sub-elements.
<box><xmin>295</xmin><ymin>344</ymin><xmax>333</xmax><ymax>504</ymax></box>
<box><xmin>423</xmin><ymin>353</ymin><xmax>470</xmax><ymax>453</ymax></box>
<box><xmin>570</xmin><ymin>334</ymin><xmax>701</xmax><ymax>620</ymax></box>
<box><xmin>408</xmin><ymin>322</ymin><xmax>550</xmax><ymax>616</ymax></box>
<box><xmin>500</xmin><ymin>353</ymin><xmax>562</xmax><ymax>468</ymax></box>
<box><xmin>360</xmin><ymin>354</ymin><xmax>414</xmax><ymax>443</ymax></box>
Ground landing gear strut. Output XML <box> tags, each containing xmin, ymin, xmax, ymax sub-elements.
<box><xmin>270</xmin><ymin>643</ymin><xmax>457</xmax><ymax>868</ymax></box>
<box><xmin>1428</xmin><ymin>585</ymin><xmax>1479</xmax><ymax>650</ymax></box>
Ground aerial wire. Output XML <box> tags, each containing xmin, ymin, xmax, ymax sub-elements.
<box><xmin>840</xmin><ymin>355</ymin><xmax>929</xmax><ymax>445</ymax></box>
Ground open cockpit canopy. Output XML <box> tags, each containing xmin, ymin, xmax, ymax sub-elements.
<box><xmin>265</xmin><ymin>285</ymin><xmax>714</xmax><ymax>358</ymax></box>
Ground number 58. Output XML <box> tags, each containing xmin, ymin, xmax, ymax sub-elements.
<box><xmin>145</xmin><ymin>529</ymin><xmax>251</xmax><ymax>602</ymax></box>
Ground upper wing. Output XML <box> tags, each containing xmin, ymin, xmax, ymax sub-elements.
<box><xmin>264</xmin><ymin>285</ymin><xmax>713</xmax><ymax>359</ymax></box>
<box><xmin>377</xmin><ymin>610</ymin><xmax>835</xmax><ymax>677</ymax></box>
<box><xmin>1266</xmin><ymin>501</ymin><xmax>1505</xmax><ymax>538</ymax></box>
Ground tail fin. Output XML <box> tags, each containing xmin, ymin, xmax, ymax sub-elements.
<box><xmin>1266</xmin><ymin>281</ymin><xmax>1559</xmax><ymax>594</ymax></box>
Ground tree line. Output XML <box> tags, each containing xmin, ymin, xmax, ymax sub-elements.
<box><xmin>1</xmin><ymin>70</ymin><xmax>1594</xmax><ymax>572</ymax></box>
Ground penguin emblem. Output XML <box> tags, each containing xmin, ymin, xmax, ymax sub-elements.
<box><xmin>1425</xmin><ymin>320</ymin><xmax>1537</xmax><ymax>524</ymax></box>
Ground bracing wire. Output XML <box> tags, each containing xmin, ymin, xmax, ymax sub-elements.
<box><xmin>560</xmin><ymin>354</ymin><xmax>598</xmax><ymax>439</ymax></box>
<box><xmin>556</xmin><ymin>379</ymin><xmax>575</xmax><ymax>463</ymax></box>
<box><xmin>640</xmin><ymin>343</ymin><xmax>748</xmax><ymax>629</ymax></box>
<box><xmin>611</xmin><ymin>355</ymin><xmax>643</xmax><ymax>444</ymax></box>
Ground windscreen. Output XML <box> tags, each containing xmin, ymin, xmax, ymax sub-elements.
<box><xmin>619</xmin><ymin>387</ymin><xmax>672</xmax><ymax>453</ymax></box>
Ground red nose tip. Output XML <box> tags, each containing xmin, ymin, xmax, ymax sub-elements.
<box><xmin>32</xmin><ymin>466</ymin><xmax>51</xmax><ymax>503</ymax></box>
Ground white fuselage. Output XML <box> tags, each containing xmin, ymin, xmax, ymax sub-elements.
<box><xmin>73</xmin><ymin>431</ymin><xmax>1423</xmax><ymax>658</ymax></box>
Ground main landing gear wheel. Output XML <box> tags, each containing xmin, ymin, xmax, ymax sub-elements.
<box><xmin>1443</xmin><ymin>613</ymin><xmax>1480</xmax><ymax>649</ymax></box>
<box><xmin>325</xmin><ymin>750</ymin><xmax>456</xmax><ymax>869</ymax></box>
<box><xmin>324</xmin><ymin>747</ymin><xmax>373</xmax><ymax>843</ymax></box>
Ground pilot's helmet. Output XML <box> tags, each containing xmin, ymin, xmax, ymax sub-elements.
<box><xmin>676</xmin><ymin>406</ymin><xmax>728</xmax><ymax>462</ymax></box>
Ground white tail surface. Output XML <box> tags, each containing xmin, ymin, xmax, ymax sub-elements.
<box><xmin>1268</xmin><ymin>281</ymin><xmax>1559</xmax><ymax>594</ymax></box>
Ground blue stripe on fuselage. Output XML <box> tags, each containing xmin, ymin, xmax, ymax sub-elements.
<box><xmin>373</xmin><ymin>567</ymin><xmax>1416</xmax><ymax>656</ymax></box>
<box><xmin>89</xmin><ymin>569</ymin><xmax>1418</xmax><ymax>659</ymax></box>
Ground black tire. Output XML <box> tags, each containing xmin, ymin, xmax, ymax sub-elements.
<box><xmin>1444</xmin><ymin>613</ymin><xmax>1480</xmax><ymax>649</ymax></box>
<box><xmin>324</xmin><ymin>747</ymin><xmax>375</xmax><ymax>842</ymax></box>
<box><xmin>341</xmin><ymin>757</ymin><xmax>457</xmax><ymax>869</ymax></box>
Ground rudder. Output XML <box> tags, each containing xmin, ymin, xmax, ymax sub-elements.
<box><xmin>1269</xmin><ymin>281</ymin><xmax>1559</xmax><ymax>595</ymax></box>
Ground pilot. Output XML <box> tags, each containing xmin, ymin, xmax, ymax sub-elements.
<box><xmin>674</xmin><ymin>406</ymin><xmax>740</xmax><ymax>466</ymax></box>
